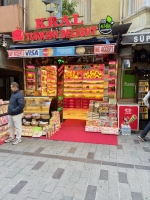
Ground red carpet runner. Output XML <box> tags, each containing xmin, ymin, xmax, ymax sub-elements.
<box><xmin>42</xmin><ymin>119</ymin><xmax>118</xmax><ymax>146</ymax></box>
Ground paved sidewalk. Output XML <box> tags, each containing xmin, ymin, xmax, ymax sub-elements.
<box><xmin>0</xmin><ymin>134</ymin><xmax>150</xmax><ymax>200</ymax></box>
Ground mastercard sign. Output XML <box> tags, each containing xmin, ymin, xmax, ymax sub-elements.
<box><xmin>42</xmin><ymin>48</ymin><xmax>54</xmax><ymax>57</ymax></box>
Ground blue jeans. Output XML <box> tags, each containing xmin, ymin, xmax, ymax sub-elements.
<box><xmin>140</xmin><ymin>121</ymin><xmax>150</xmax><ymax>138</ymax></box>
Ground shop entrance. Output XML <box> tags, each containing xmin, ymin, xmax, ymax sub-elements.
<box><xmin>0</xmin><ymin>68</ymin><xmax>23</xmax><ymax>100</ymax></box>
<box><xmin>63</xmin><ymin>64</ymin><xmax>105</xmax><ymax>120</ymax></box>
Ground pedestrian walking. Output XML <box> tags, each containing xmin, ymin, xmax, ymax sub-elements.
<box><xmin>5</xmin><ymin>82</ymin><xmax>25</xmax><ymax>145</ymax></box>
<box><xmin>138</xmin><ymin>91</ymin><xmax>150</xmax><ymax>142</ymax></box>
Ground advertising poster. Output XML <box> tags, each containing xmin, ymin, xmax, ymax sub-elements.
<box><xmin>118</xmin><ymin>105</ymin><xmax>139</xmax><ymax>130</ymax></box>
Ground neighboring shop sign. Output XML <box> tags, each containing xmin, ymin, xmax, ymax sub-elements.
<box><xmin>122</xmin><ymin>33</ymin><xmax>150</xmax><ymax>44</ymax></box>
<box><xmin>94</xmin><ymin>44</ymin><xmax>115</xmax><ymax>54</ymax></box>
<box><xmin>12</xmin><ymin>14</ymin><xmax>97</xmax><ymax>42</ymax></box>
<box><xmin>98</xmin><ymin>16</ymin><xmax>114</xmax><ymax>35</ymax></box>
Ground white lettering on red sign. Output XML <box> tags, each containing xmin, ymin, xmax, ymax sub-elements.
<box><xmin>8</xmin><ymin>50</ymin><xmax>24</xmax><ymax>57</ymax></box>
<box><xmin>94</xmin><ymin>45</ymin><xmax>115</xmax><ymax>54</ymax></box>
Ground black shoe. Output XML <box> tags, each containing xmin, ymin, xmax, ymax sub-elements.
<box><xmin>138</xmin><ymin>136</ymin><xmax>147</xmax><ymax>142</ymax></box>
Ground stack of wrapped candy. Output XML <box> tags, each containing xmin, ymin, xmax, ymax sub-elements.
<box><xmin>85</xmin><ymin>100</ymin><xmax>118</xmax><ymax>135</ymax></box>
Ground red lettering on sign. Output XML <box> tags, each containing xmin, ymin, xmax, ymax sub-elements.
<box><xmin>29</xmin><ymin>33</ymin><xmax>34</xmax><ymax>41</ymax></box>
<box><xmin>35</xmin><ymin>18</ymin><xmax>47</xmax><ymax>29</ymax></box>
<box><xmin>94</xmin><ymin>45</ymin><xmax>115</xmax><ymax>54</ymax></box>
<box><xmin>12</xmin><ymin>15</ymin><xmax>97</xmax><ymax>42</ymax></box>
<box><xmin>80</xmin><ymin>28</ymin><xmax>85</xmax><ymax>37</ymax></box>
<box><xmin>72</xmin><ymin>14</ymin><xmax>83</xmax><ymax>25</ymax></box>
<box><xmin>59</xmin><ymin>15</ymin><xmax>71</xmax><ymax>27</ymax></box>
<box><xmin>25</xmin><ymin>33</ymin><xmax>30</xmax><ymax>41</ymax></box>
<box><xmin>60</xmin><ymin>30</ymin><xmax>65</xmax><ymax>39</ymax></box>
<box><xmin>8</xmin><ymin>50</ymin><xmax>24</xmax><ymax>57</ymax></box>
<box><xmin>48</xmin><ymin>17</ymin><xmax>58</xmax><ymax>28</ymax></box>
<box><xmin>91</xmin><ymin>26</ymin><xmax>97</xmax><ymax>35</ymax></box>
<box><xmin>85</xmin><ymin>28</ymin><xmax>91</xmax><ymax>36</ymax></box>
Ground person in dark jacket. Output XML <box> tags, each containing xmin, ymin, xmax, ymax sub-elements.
<box><xmin>5</xmin><ymin>82</ymin><xmax>25</xmax><ymax>145</ymax></box>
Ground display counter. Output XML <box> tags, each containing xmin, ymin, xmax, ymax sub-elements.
<box><xmin>24</xmin><ymin>96</ymin><xmax>51</xmax><ymax>114</ymax></box>
<box><xmin>0</xmin><ymin>100</ymin><xmax>9</xmax><ymax>141</ymax></box>
<box><xmin>22</xmin><ymin>97</ymin><xmax>61</xmax><ymax>138</ymax></box>
<box><xmin>85</xmin><ymin>100</ymin><xmax>118</xmax><ymax>135</ymax></box>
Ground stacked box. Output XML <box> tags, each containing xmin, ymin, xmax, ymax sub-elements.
<box><xmin>85</xmin><ymin>100</ymin><xmax>118</xmax><ymax>135</ymax></box>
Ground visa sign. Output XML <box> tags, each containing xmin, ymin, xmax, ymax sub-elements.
<box><xmin>24</xmin><ymin>49</ymin><xmax>39</xmax><ymax>57</ymax></box>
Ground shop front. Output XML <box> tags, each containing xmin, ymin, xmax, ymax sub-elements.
<box><xmin>120</xmin><ymin>32</ymin><xmax>150</xmax><ymax>131</ymax></box>
<box><xmin>2</xmin><ymin>14</ymin><xmax>121</xmax><ymax>144</ymax></box>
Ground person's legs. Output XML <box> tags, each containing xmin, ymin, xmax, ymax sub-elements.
<box><xmin>138</xmin><ymin>121</ymin><xmax>150</xmax><ymax>141</ymax></box>
<box><xmin>13</xmin><ymin>113</ymin><xmax>23</xmax><ymax>144</ymax></box>
<box><xmin>5</xmin><ymin>115</ymin><xmax>15</xmax><ymax>143</ymax></box>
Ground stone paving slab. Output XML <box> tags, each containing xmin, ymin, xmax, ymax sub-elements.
<box><xmin>0</xmin><ymin>134</ymin><xmax>150</xmax><ymax>199</ymax></box>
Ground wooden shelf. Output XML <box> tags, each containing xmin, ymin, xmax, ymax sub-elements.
<box><xmin>24</xmin><ymin>111</ymin><xmax>49</xmax><ymax>114</ymax></box>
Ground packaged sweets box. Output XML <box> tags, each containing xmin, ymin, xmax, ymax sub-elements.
<box><xmin>85</xmin><ymin>126</ymin><xmax>119</xmax><ymax>135</ymax></box>
<box><xmin>0</xmin><ymin>116</ymin><xmax>8</xmax><ymax>126</ymax></box>
<box><xmin>85</xmin><ymin>126</ymin><xmax>101</xmax><ymax>132</ymax></box>
<box><xmin>86</xmin><ymin>120</ymin><xmax>117</xmax><ymax>128</ymax></box>
<box><xmin>0</xmin><ymin>131</ymin><xmax>9</xmax><ymax>139</ymax></box>
<box><xmin>100</xmin><ymin>120</ymin><xmax>117</xmax><ymax>128</ymax></box>
<box><xmin>86</xmin><ymin>120</ymin><xmax>100</xmax><ymax>126</ymax></box>
<box><xmin>101</xmin><ymin>127</ymin><xmax>119</xmax><ymax>135</ymax></box>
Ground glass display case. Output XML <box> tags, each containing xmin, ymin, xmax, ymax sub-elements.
<box><xmin>137</xmin><ymin>79</ymin><xmax>149</xmax><ymax>120</ymax></box>
<box><xmin>0</xmin><ymin>100</ymin><xmax>9</xmax><ymax>140</ymax></box>
<box><xmin>40</xmin><ymin>66</ymin><xmax>57</xmax><ymax>97</ymax></box>
<box><xmin>24</xmin><ymin>97</ymin><xmax>51</xmax><ymax>114</ymax></box>
<box><xmin>25</xmin><ymin>66</ymin><xmax>36</xmax><ymax>90</ymax></box>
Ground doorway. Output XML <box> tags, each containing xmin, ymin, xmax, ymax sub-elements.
<box><xmin>0</xmin><ymin>68</ymin><xmax>23</xmax><ymax>100</ymax></box>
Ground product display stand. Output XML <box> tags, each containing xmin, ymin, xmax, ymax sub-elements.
<box><xmin>118</xmin><ymin>102</ymin><xmax>139</xmax><ymax>134</ymax></box>
<box><xmin>85</xmin><ymin>100</ymin><xmax>118</xmax><ymax>135</ymax></box>
<box><xmin>137</xmin><ymin>79</ymin><xmax>149</xmax><ymax>130</ymax></box>
<box><xmin>21</xmin><ymin>97</ymin><xmax>61</xmax><ymax>138</ymax></box>
<box><xmin>64</xmin><ymin>63</ymin><xmax>117</xmax><ymax>109</ymax></box>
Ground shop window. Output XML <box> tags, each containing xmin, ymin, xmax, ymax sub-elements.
<box><xmin>0</xmin><ymin>0</ymin><xmax>21</xmax><ymax>6</ymax></box>
<box><xmin>128</xmin><ymin>0</ymin><xmax>150</xmax><ymax>16</ymax></box>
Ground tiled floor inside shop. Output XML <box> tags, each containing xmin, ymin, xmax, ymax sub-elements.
<box><xmin>0</xmin><ymin>134</ymin><xmax>150</xmax><ymax>200</ymax></box>
<box><xmin>63</xmin><ymin>109</ymin><xmax>88</xmax><ymax>120</ymax></box>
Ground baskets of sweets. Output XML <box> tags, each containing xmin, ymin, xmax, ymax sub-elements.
<box><xmin>31</xmin><ymin>120</ymin><xmax>39</xmax><ymax>126</ymax></box>
<box><xmin>39</xmin><ymin>121</ymin><xmax>49</xmax><ymax>127</ymax></box>
<box><xmin>23</xmin><ymin>121</ymin><xmax>31</xmax><ymax>126</ymax></box>
<box><xmin>32</xmin><ymin>113</ymin><xmax>40</xmax><ymax>119</ymax></box>
<box><xmin>41</xmin><ymin>115</ymin><xmax>50</xmax><ymax>120</ymax></box>
<box><xmin>25</xmin><ymin>114</ymin><xmax>32</xmax><ymax>119</ymax></box>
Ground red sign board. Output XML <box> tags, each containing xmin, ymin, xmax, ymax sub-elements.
<box><xmin>94</xmin><ymin>45</ymin><xmax>115</xmax><ymax>54</ymax></box>
<box><xmin>12</xmin><ymin>14</ymin><xmax>97</xmax><ymax>42</ymax></box>
<box><xmin>118</xmin><ymin>105</ymin><xmax>139</xmax><ymax>130</ymax></box>
<box><xmin>7</xmin><ymin>50</ymin><xmax>24</xmax><ymax>57</ymax></box>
